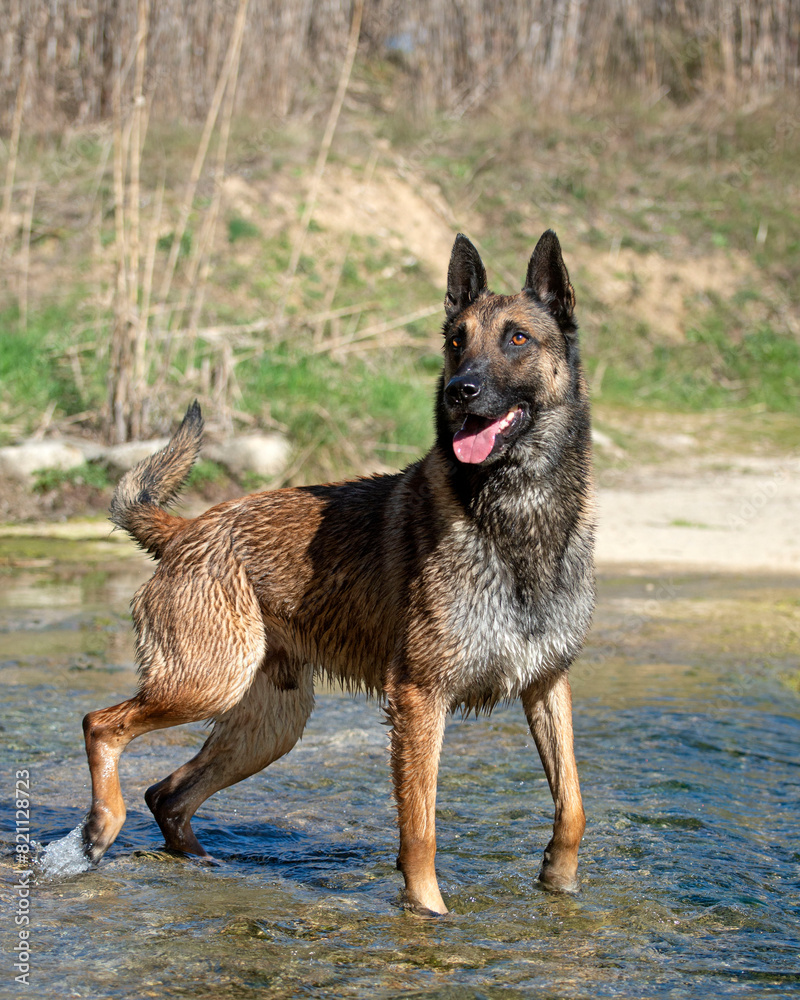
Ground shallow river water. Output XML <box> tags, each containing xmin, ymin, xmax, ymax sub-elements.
<box><xmin>1</xmin><ymin>534</ymin><xmax>798</xmax><ymax>999</ymax></box>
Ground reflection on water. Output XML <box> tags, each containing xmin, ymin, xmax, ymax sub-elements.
<box><xmin>1</xmin><ymin>544</ymin><xmax>799</xmax><ymax>999</ymax></box>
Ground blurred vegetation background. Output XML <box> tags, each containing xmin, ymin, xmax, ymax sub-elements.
<box><xmin>0</xmin><ymin>0</ymin><xmax>798</xmax><ymax>502</ymax></box>
<box><xmin>3</xmin><ymin>0</ymin><xmax>798</xmax><ymax>123</ymax></box>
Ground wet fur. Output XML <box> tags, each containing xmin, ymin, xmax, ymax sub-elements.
<box><xmin>81</xmin><ymin>231</ymin><xmax>594</xmax><ymax>915</ymax></box>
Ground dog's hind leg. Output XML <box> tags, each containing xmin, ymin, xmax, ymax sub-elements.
<box><xmin>386</xmin><ymin>679</ymin><xmax>448</xmax><ymax>915</ymax></box>
<box><xmin>145</xmin><ymin>665</ymin><xmax>315</xmax><ymax>857</ymax></box>
<box><xmin>82</xmin><ymin>697</ymin><xmax>208</xmax><ymax>863</ymax></box>
<box><xmin>521</xmin><ymin>671</ymin><xmax>586</xmax><ymax>892</ymax></box>
<box><xmin>83</xmin><ymin>564</ymin><xmax>269</xmax><ymax>863</ymax></box>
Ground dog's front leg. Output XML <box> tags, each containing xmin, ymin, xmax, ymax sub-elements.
<box><xmin>386</xmin><ymin>679</ymin><xmax>448</xmax><ymax>915</ymax></box>
<box><xmin>521</xmin><ymin>671</ymin><xmax>586</xmax><ymax>892</ymax></box>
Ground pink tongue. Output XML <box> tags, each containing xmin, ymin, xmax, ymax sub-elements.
<box><xmin>453</xmin><ymin>415</ymin><xmax>505</xmax><ymax>464</ymax></box>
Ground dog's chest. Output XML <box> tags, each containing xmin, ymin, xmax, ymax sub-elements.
<box><xmin>438</xmin><ymin>519</ymin><xmax>588</xmax><ymax>700</ymax></box>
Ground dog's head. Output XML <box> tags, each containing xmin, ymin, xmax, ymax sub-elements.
<box><xmin>437</xmin><ymin>230</ymin><xmax>586</xmax><ymax>469</ymax></box>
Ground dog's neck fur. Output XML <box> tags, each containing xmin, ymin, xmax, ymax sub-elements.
<box><xmin>431</xmin><ymin>395</ymin><xmax>593</xmax><ymax>591</ymax></box>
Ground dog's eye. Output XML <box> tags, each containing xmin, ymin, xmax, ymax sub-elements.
<box><xmin>510</xmin><ymin>331</ymin><xmax>529</xmax><ymax>346</ymax></box>
<box><xmin>450</xmin><ymin>335</ymin><xmax>463</xmax><ymax>350</ymax></box>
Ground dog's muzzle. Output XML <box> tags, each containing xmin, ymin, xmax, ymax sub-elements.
<box><xmin>445</xmin><ymin>373</ymin><xmax>482</xmax><ymax>406</ymax></box>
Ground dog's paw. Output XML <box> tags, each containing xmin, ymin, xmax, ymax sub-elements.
<box><xmin>538</xmin><ymin>849</ymin><xmax>580</xmax><ymax>894</ymax></box>
<box><xmin>81</xmin><ymin>813</ymin><xmax>109</xmax><ymax>865</ymax></box>
<box><xmin>401</xmin><ymin>897</ymin><xmax>450</xmax><ymax>918</ymax></box>
<box><xmin>538</xmin><ymin>862</ymin><xmax>580</xmax><ymax>894</ymax></box>
<box><xmin>400</xmin><ymin>884</ymin><xmax>449</xmax><ymax>917</ymax></box>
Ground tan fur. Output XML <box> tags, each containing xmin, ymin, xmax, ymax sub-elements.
<box><xmin>80</xmin><ymin>233</ymin><xmax>594</xmax><ymax>915</ymax></box>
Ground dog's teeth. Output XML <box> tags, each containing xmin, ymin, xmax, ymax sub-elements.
<box><xmin>499</xmin><ymin>407</ymin><xmax>518</xmax><ymax>430</ymax></box>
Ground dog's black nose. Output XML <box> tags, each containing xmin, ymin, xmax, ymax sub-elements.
<box><xmin>445</xmin><ymin>374</ymin><xmax>482</xmax><ymax>405</ymax></box>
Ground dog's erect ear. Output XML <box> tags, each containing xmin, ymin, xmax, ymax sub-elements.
<box><xmin>524</xmin><ymin>230</ymin><xmax>575</xmax><ymax>323</ymax></box>
<box><xmin>445</xmin><ymin>234</ymin><xmax>487</xmax><ymax>318</ymax></box>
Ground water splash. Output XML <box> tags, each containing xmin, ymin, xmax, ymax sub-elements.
<box><xmin>37</xmin><ymin>825</ymin><xmax>92</xmax><ymax>878</ymax></box>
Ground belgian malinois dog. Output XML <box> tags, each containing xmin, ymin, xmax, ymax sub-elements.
<box><xmin>81</xmin><ymin>230</ymin><xmax>594</xmax><ymax>915</ymax></box>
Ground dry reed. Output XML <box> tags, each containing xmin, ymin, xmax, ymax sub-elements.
<box><xmin>18</xmin><ymin>172</ymin><xmax>36</xmax><ymax>332</ymax></box>
<box><xmin>0</xmin><ymin>52</ymin><xmax>27</xmax><ymax>248</ymax></box>
<box><xmin>278</xmin><ymin>0</ymin><xmax>364</xmax><ymax>327</ymax></box>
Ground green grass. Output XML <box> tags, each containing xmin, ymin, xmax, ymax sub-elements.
<box><xmin>589</xmin><ymin>315</ymin><xmax>800</xmax><ymax>413</ymax></box>
<box><xmin>227</xmin><ymin>216</ymin><xmax>260</xmax><ymax>242</ymax></box>
<box><xmin>0</xmin><ymin>299</ymin><xmax>102</xmax><ymax>440</ymax></box>
<box><xmin>185</xmin><ymin>460</ymin><xmax>228</xmax><ymax>489</ymax></box>
<box><xmin>239</xmin><ymin>345</ymin><xmax>439</xmax><ymax>482</ymax></box>
<box><xmin>33</xmin><ymin>462</ymin><xmax>111</xmax><ymax>493</ymax></box>
<box><xmin>156</xmin><ymin>229</ymin><xmax>192</xmax><ymax>257</ymax></box>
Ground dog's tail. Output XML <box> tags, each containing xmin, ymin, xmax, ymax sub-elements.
<box><xmin>109</xmin><ymin>401</ymin><xmax>203</xmax><ymax>558</ymax></box>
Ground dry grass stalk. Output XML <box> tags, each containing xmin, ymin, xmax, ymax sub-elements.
<box><xmin>312</xmin><ymin>401</ymin><xmax>363</xmax><ymax>467</ymax></box>
<box><xmin>107</xmin><ymin>0</ymin><xmax>151</xmax><ymax>444</ymax></box>
<box><xmin>183</xmin><ymin>0</ymin><xmax>247</xmax><ymax>354</ymax></box>
<box><xmin>128</xmin><ymin>0</ymin><xmax>150</xmax><ymax>439</ymax></box>
<box><xmin>185</xmin><ymin>7</ymin><xmax>247</xmax><ymax>430</ymax></box>
<box><xmin>32</xmin><ymin>400</ymin><xmax>57</xmax><ymax>441</ymax></box>
<box><xmin>156</xmin><ymin>0</ymin><xmax>249</xmax><ymax>311</ymax></box>
<box><xmin>150</xmin><ymin>0</ymin><xmax>249</xmax><ymax>424</ymax></box>
<box><xmin>181</xmin><ymin>301</ymin><xmax>379</xmax><ymax>344</ymax></box>
<box><xmin>277</xmin><ymin>0</ymin><xmax>364</xmax><ymax>329</ymax></box>
<box><xmin>104</xmin><ymin>0</ymin><xmax>251</xmax><ymax>440</ymax></box>
<box><xmin>1</xmin><ymin>52</ymin><xmax>27</xmax><ymax>251</ymax></box>
<box><xmin>109</xmin><ymin>44</ymin><xmax>131</xmax><ymax>444</ymax></box>
<box><xmin>310</xmin><ymin>302</ymin><xmax>441</xmax><ymax>356</ymax></box>
<box><xmin>82</xmin><ymin>134</ymin><xmax>113</xmax><ymax>229</ymax></box>
<box><xmin>128</xmin><ymin>0</ymin><xmax>148</xmax><ymax>307</ymax></box>
<box><xmin>326</xmin><ymin>333</ymin><xmax>420</xmax><ymax>359</ymax></box>
<box><xmin>68</xmin><ymin>346</ymin><xmax>87</xmax><ymax>400</ymax></box>
<box><xmin>210</xmin><ymin>339</ymin><xmax>248</xmax><ymax>437</ymax></box>
<box><xmin>137</xmin><ymin>170</ymin><xmax>165</xmax><ymax>402</ymax></box>
<box><xmin>18</xmin><ymin>173</ymin><xmax>37</xmax><ymax>333</ymax></box>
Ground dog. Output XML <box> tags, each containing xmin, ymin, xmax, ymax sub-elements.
<box><xmin>81</xmin><ymin>230</ymin><xmax>595</xmax><ymax>915</ymax></box>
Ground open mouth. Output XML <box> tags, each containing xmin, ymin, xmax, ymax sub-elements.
<box><xmin>452</xmin><ymin>405</ymin><xmax>525</xmax><ymax>464</ymax></box>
